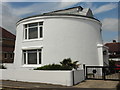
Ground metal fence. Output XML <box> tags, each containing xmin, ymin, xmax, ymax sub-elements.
<box><xmin>84</xmin><ymin>65</ymin><xmax>120</xmax><ymax>81</ymax></box>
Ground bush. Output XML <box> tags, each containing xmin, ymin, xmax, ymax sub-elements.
<box><xmin>34</xmin><ymin>58</ymin><xmax>80</xmax><ymax>70</ymax></box>
<box><xmin>34</xmin><ymin>64</ymin><xmax>72</xmax><ymax>70</ymax></box>
<box><xmin>60</xmin><ymin>58</ymin><xmax>80</xmax><ymax>70</ymax></box>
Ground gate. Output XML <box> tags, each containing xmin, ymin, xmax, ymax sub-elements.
<box><xmin>84</xmin><ymin>65</ymin><xmax>120</xmax><ymax>81</ymax></box>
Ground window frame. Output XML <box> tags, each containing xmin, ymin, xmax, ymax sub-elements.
<box><xmin>23</xmin><ymin>49</ymin><xmax>42</xmax><ymax>65</ymax></box>
<box><xmin>24</xmin><ymin>22</ymin><xmax>43</xmax><ymax>40</ymax></box>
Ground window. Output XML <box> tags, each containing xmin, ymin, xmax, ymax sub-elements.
<box><xmin>23</xmin><ymin>49</ymin><xmax>42</xmax><ymax>65</ymax></box>
<box><xmin>10</xmin><ymin>53</ymin><xmax>13</xmax><ymax>59</ymax></box>
<box><xmin>4</xmin><ymin>53</ymin><xmax>7</xmax><ymax>59</ymax></box>
<box><xmin>24</xmin><ymin>22</ymin><xmax>43</xmax><ymax>40</ymax></box>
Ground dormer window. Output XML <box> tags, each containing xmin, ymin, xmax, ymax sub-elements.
<box><xmin>24</xmin><ymin>22</ymin><xmax>43</xmax><ymax>40</ymax></box>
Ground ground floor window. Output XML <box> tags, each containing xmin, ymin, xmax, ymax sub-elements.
<box><xmin>23</xmin><ymin>49</ymin><xmax>42</xmax><ymax>64</ymax></box>
<box><xmin>4</xmin><ymin>52</ymin><xmax>13</xmax><ymax>59</ymax></box>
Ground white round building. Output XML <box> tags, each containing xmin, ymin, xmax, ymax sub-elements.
<box><xmin>14</xmin><ymin>6</ymin><xmax>108</xmax><ymax>68</ymax></box>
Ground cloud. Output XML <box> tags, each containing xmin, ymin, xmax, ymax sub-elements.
<box><xmin>101</xmin><ymin>18</ymin><xmax>118</xmax><ymax>31</ymax></box>
<box><xmin>11</xmin><ymin>2</ymin><xmax>79</xmax><ymax>17</ymax></box>
<box><xmin>93</xmin><ymin>3</ymin><xmax>117</xmax><ymax>14</ymax></box>
<box><xmin>1</xmin><ymin>2</ymin><xmax>118</xmax><ymax>35</ymax></box>
<box><xmin>0</xmin><ymin>2</ymin><xmax>79</xmax><ymax>34</ymax></box>
<box><xmin>0</xmin><ymin>2</ymin><xmax>20</xmax><ymax>34</ymax></box>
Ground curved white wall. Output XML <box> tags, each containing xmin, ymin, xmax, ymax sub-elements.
<box><xmin>14</xmin><ymin>15</ymin><xmax>103</xmax><ymax>68</ymax></box>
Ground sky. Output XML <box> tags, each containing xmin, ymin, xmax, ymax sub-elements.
<box><xmin>0</xmin><ymin>0</ymin><xmax>119</xmax><ymax>43</ymax></box>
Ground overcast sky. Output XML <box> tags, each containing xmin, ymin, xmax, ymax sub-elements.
<box><xmin>0</xmin><ymin>0</ymin><xmax>119</xmax><ymax>43</ymax></box>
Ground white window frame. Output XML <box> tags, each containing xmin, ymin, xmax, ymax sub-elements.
<box><xmin>24</xmin><ymin>22</ymin><xmax>43</xmax><ymax>40</ymax></box>
<box><xmin>23</xmin><ymin>49</ymin><xmax>42</xmax><ymax>65</ymax></box>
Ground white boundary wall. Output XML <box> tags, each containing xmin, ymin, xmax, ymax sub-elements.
<box><xmin>0</xmin><ymin>69</ymin><xmax>84</xmax><ymax>86</ymax></box>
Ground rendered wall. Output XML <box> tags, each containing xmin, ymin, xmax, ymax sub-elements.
<box><xmin>43</xmin><ymin>17</ymin><xmax>102</xmax><ymax>66</ymax></box>
<box><xmin>14</xmin><ymin>16</ymin><xmax>102</xmax><ymax>68</ymax></box>
<box><xmin>0</xmin><ymin>69</ymin><xmax>84</xmax><ymax>86</ymax></box>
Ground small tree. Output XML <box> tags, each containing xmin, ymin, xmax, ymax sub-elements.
<box><xmin>60</xmin><ymin>58</ymin><xmax>80</xmax><ymax>70</ymax></box>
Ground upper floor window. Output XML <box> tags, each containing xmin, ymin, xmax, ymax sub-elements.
<box><xmin>24</xmin><ymin>22</ymin><xmax>43</xmax><ymax>40</ymax></box>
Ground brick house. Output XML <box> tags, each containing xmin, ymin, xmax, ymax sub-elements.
<box><xmin>0</xmin><ymin>27</ymin><xmax>16</xmax><ymax>63</ymax></box>
<box><xmin>105</xmin><ymin>41</ymin><xmax>120</xmax><ymax>61</ymax></box>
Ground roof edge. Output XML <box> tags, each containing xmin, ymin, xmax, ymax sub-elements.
<box><xmin>17</xmin><ymin>13</ymin><xmax>100</xmax><ymax>24</ymax></box>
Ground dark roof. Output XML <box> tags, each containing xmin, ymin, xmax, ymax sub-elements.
<box><xmin>17</xmin><ymin>6</ymin><xmax>100</xmax><ymax>24</ymax></box>
<box><xmin>105</xmin><ymin>42</ymin><xmax>120</xmax><ymax>52</ymax></box>
<box><xmin>0</xmin><ymin>27</ymin><xmax>16</xmax><ymax>39</ymax></box>
<box><xmin>2</xmin><ymin>46</ymin><xmax>14</xmax><ymax>52</ymax></box>
<box><xmin>44</xmin><ymin>6</ymin><xmax>83</xmax><ymax>14</ymax></box>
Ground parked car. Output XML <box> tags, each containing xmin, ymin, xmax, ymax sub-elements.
<box><xmin>115</xmin><ymin>64</ymin><xmax>120</xmax><ymax>71</ymax></box>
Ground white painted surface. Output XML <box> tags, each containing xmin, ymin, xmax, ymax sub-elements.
<box><xmin>3</xmin><ymin>63</ymin><xmax>15</xmax><ymax>69</ymax></box>
<box><xmin>74</xmin><ymin>70</ymin><xmax>84</xmax><ymax>85</ymax></box>
<box><xmin>0</xmin><ymin>69</ymin><xmax>84</xmax><ymax>86</ymax></box>
<box><xmin>14</xmin><ymin>15</ymin><xmax>104</xmax><ymax>68</ymax></box>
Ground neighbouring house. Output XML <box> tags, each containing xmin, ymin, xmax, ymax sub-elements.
<box><xmin>14</xmin><ymin>6</ymin><xmax>108</xmax><ymax>69</ymax></box>
<box><xmin>0</xmin><ymin>27</ymin><xmax>16</xmax><ymax>63</ymax></box>
<box><xmin>105</xmin><ymin>41</ymin><xmax>120</xmax><ymax>62</ymax></box>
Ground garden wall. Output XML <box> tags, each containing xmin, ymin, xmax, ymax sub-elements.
<box><xmin>0</xmin><ymin>69</ymin><xmax>84</xmax><ymax>86</ymax></box>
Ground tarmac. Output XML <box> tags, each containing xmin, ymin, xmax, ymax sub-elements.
<box><xmin>0</xmin><ymin>80</ymin><xmax>120</xmax><ymax>90</ymax></box>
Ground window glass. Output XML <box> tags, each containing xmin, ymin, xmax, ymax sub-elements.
<box><xmin>23</xmin><ymin>49</ymin><xmax>42</xmax><ymax>65</ymax></box>
<box><xmin>29</xmin><ymin>27</ymin><xmax>38</xmax><ymax>39</ymax></box>
<box><xmin>39</xmin><ymin>22</ymin><xmax>43</xmax><ymax>25</ymax></box>
<box><xmin>10</xmin><ymin>53</ymin><xmax>13</xmax><ymax>58</ymax></box>
<box><xmin>4</xmin><ymin>53</ymin><xmax>7</xmax><ymax>58</ymax></box>
<box><xmin>25</xmin><ymin>29</ymin><xmax>27</xmax><ymax>39</ymax></box>
<box><xmin>40</xmin><ymin>27</ymin><xmax>43</xmax><ymax>38</ymax></box>
<box><xmin>39</xmin><ymin>51</ymin><xmax>41</xmax><ymax>64</ymax></box>
<box><xmin>28</xmin><ymin>23</ymin><xmax>38</xmax><ymax>27</ymax></box>
<box><xmin>28</xmin><ymin>52</ymin><xmax>37</xmax><ymax>64</ymax></box>
<box><xmin>24</xmin><ymin>22</ymin><xmax>43</xmax><ymax>40</ymax></box>
<box><xmin>24</xmin><ymin>53</ymin><xmax>26</xmax><ymax>64</ymax></box>
<box><xmin>28</xmin><ymin>50</ymin><xmax>37</xmax><ymax>64</ymax></box>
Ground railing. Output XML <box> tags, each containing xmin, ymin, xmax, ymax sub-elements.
<box><xmin>84</xmin><ymin>65</ymin><xmax>120</xmax><ymax>81</ymax></box>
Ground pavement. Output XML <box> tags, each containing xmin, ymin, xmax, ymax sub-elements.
<box><xmin>73</xmin><ymin>80</ymin><xmax>120</xmax><ymax>89</ymax></box>
<box><xmin>0</xmin><ymin>80</ymin><xmax>120</xmax><ymax>90</ymax></box>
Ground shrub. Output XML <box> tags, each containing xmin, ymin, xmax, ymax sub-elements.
<box><xmin>34</xmin><ymin>64</ymin><xmax>72</xmax><ymax>70</ymax></box>
<box><xmin>60</xmin><ymin>58</ymin><xmax>80</xmax><ymax>70</ymax></box>
<box><xmin>34</xmin><ymin>58</ymin><xmax>80</xmax><ymax>70</ymax></box>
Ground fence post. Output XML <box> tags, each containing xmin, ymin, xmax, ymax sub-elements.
<box><xmin>83</xmin><ymin>64</ymin><xmax>86</xmax><ymax>80</ymax></box>
<box><xmin>86</xmin><ymin>66</ymin><xmax>88</xmax><ymax>79</ymax></box>
<box><xmin>102</xmin><ymin>67</ymin><xmax>105</xmax><ymax>80</ymax></box>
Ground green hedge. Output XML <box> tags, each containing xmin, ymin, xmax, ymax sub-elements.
<box><xmin>34</xmin><ymin>64</ymin><xmax>72</xmax><ymax>70</ymax></box>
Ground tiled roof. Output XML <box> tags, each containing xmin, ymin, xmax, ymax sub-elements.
<box><xmin>105</xmin><ymin>42</ymin><xmax>120</xmax><ymax>58</ymax></box>
<box><xmin>2</xmin><ymin>46</ymin><xmax>14</xmax><ymax>52</ymax></box>
<box><xmin>105</xmin><ymin>42</ymin><xmax>120</xmax><ymax>52</ymax></box>
<box><xmin>0</xmin><ymin>27</ymin><xmax>16</xmax><ymax>39</ymax></box>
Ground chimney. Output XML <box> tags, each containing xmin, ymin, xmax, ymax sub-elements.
<box><xmin>113</xmin><ymin>40</ymin><xmax>116</xmax><ymax>43</ymax></box>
